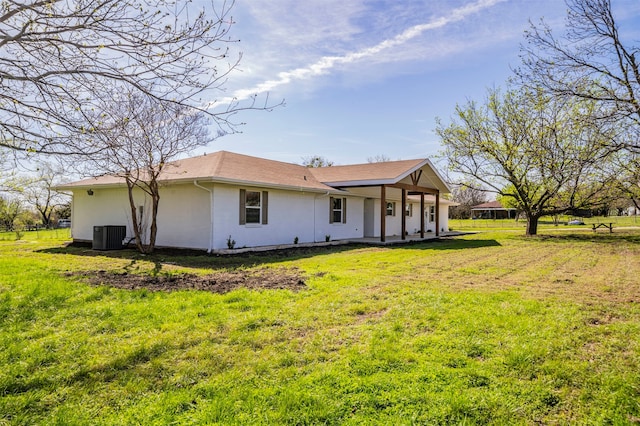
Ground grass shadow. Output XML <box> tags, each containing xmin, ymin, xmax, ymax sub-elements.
<box><xmin>517</xmin><ymin>231</ymin><xmax>640</xmax><ymax>245</ymax></box>
<box><xmin>37</xmin><ymin>242</ymin><xmax>369</xmax><ymax>271</ymax></box>
<box><xmin>384</xmin><ymin>238</ymin><xmax>501</xmax><ymax>251</ymax></box>
<box><xmin>37</xmin><ymin>237</ymin><xmax>499</xmax><ymax>271</ymax></box>
<box><xmin>3</xmin><ymin>336</ymin><xmax>205</xmax><ymax>398</ymax></box>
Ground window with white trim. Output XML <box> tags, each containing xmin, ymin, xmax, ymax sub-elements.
<box><xmin>386</xmin><ymin>202</ymin><xmax>396</xmax><ymax>216</ymax></box>
<box><xmin>245</xmin><ymin>191</ymin><xmax>261</xmax><ymax>223</ymax></box>
<box><xmin>239</xmin><ymin>189</ymin><xmax>268</xmax><ymax>225</ymax></box>
<box><xmin>429</xmin><ymin>205</ymin><xmax>435</xmax><ymax>222</ymax></box>
<box><xmin>330</xmin><ymin>197</ymin><xmax>347</xmax><ymax>224</ymax></box>
<box><xmin>405</xmin><ymin>204</ymin><xmax>413</xmax><ymax>217</ymax></box>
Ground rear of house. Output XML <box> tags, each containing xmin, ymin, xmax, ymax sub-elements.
<box><xmin>57</xmin><ymin>151</ymin><xmax>452</xmax><ymax>251</ymax></box>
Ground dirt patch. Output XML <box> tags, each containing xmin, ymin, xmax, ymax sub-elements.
<box><xmin>74</xmin><ymin>267</ymin><xmax>307</xmax><ymax>294</ymax></box>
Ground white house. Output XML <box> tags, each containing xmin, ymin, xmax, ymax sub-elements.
<box><xmin>57</xmin><ymin>151</ymin><xmax>453</xmax><ymax>251</ymax></box>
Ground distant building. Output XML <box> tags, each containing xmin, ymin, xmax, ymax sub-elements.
<box><xmin>471</xmin><ymin>201</ymin><xmax>517</xmax><ymax>219</ymax></box>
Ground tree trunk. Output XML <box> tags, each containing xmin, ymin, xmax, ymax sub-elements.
<box><xmin>126</xmin><ymin>180</ymin><xmax>145</xmax><ymax>253</ymax></box>
<box><xmin>147</xmin><ymin>180</ymin><xmax>160</xmax><ymax>254</ymax></box>
<box><xmin>525</xmin><ymin>214</ymin><xmax>540</xmax><ymax>236</ymax></box>
<box><xmin>38</xmin><ymin>209</ymin><xmax>50</xmax><ymax>228</ymax></box>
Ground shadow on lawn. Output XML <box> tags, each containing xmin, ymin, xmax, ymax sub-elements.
<box><xmin>3</xmin><ymin>336</ymin><xmax>205</xmax><ymax>398</ymax></box>
<box><xmin>38</xmin><ymin>242</ymin><xmax>366</xmax><ymax>270</ymax></box>
<box><xmin>38</xmin><ymin>237</ymin><xmax>500</xmax><ymax>271</ymax></box>
<box><xmin>521</xmin><ymin>231</ymin><xmax>640</xmax><ymax>245</ymax></box>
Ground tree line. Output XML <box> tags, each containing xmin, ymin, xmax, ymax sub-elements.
<box><xmin>0</xmin><ymin>162</ymin><xmax>70</xmax><ymax>232</ymax></box>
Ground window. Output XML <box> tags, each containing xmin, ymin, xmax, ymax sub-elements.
<box><xmin>429</xmin><ymin>205</ymin><xmax>435</xmax><ymax>222</ymax></box>
<box><xmin>239</xmin><ymin>189</ymin><xmax>268</xmax><ymax>225</ymax></box>
<box><xmin>405</xmin><ymin>204</ymin><xmax>413</xmax><ymax>217</ymax></box>
<box><xmin>330</xmin><ymin>197</ymin><xmax>347</xmax><ymax>224</ymax></box>
<box><xmin>245</xmin><ymin>191</ymin><xmax>261</xmax><ymax>223</ymax></box>
<box><xmin>386</xmin><ymin>201</ymin><xmax>396</xmax><ymax>216</ymax></box>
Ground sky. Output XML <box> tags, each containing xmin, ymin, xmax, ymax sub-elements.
<box><xmin>201</xmin><ymin>0</ymin><xmax>640</xmax><ymax>166</ymax></box>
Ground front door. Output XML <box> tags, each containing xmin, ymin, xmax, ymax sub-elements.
<box><xmin>364</xmin><ymin>198</ymin><xmax>375</xmax><ymax>237</ymax></box>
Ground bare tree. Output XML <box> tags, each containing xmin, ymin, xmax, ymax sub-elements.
<box><xmin>449</xmin><ymin>184</ymin><xmax>488</xmax><ymax>219</ymax></box>
<box><xmin>0</xmin><ymin>0</ymin><xmax>273</xmax><ymax>155</ymax></box>
<box><xmin>367</xmin><ymin>154</ymin><xmax>391</xmax><ymax>163</ymax></box>
<box><xmin>14</xmin><ymin>163</ymin><xmax>70</xmax><ymax>228</ymax></box>
<box><xmin>518</xmin><ymin>0</ymin><xmax>640</xmax><ymax>150</ymax></box>
<box><xmin>77</xmin><ymin>89</ymin><xmax>211</xmax><ymax>253</ymax></box>
<box><xmin>0</xmin><ymin>195</ymin><xmax>22</xmax><ymax>231</ymax></box>
<box><xmin>437</xmin><ymin>86</ymin><xmax>618</xmax><ymax>235</ymax></box>
<box><xmin>612</xmin><ymin>150</ymin><xmax>640</xmax><ymax>212</ymax></box>
<box><xmin>302</xmin><ymin>155</ymin><xmax>334</xmax><ymax>168</ymax></box>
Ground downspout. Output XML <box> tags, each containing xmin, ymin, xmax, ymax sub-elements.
<box><xmin>194</xmin><ymin>180</ymin><xmax>214</xmax><ymax>253</ymax></box>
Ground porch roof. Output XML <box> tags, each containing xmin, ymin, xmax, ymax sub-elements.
<box><xmin>309</xmin><ymin>158</ymin><xmax>451</xmax><ymax>193</ymax></box>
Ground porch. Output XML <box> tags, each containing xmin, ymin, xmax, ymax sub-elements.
<box><xmin>347</xmin><ymin>231</ymin><xmax>457</xmax><ymax>246</ymax></box>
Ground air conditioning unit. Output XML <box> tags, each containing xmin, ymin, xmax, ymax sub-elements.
<box><xmin>93</xmin><ymin>225</ymin><xmax>127</xmax><ymax>250</ymax></box>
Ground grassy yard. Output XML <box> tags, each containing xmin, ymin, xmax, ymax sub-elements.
<box><xmin>1</xmin><ymin>230</ymin><xmax>639</xmax><ymax>424</ymax></box>
<box><xmin>450</xmin><ymin>215</ymin><xmax>640</xmax><ymax>231</ymax></box>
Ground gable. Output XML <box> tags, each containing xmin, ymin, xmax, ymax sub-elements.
<box><xmin>309</xmin><ymin>159</ymin><xmax>451</xmax><ymax>193</ymax></box>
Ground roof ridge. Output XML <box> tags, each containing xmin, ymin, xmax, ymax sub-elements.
<box><xmin>212</xmin><ymin>150</ymin><xmax>228</xmax><ymax>176</ymax></box>
<box><xmin>316</xmin><ymin>158</ymin><xmax>424</xmax><ymax>169</ymax></box>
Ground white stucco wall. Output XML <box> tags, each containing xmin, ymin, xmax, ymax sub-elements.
<box><xmin>404</xmin><ymin>202</ymin><xmax>449</xmax><ymax>234</ymax></box>
<box><xmin>313</xmin><ymin>194</ymin><xmax>365</xmax><ymax>244</ymax></box>
<box><xmin>155</xmin><ymin>184</ymin><xmax>210</xmax><ymax>249</ymax></box>
<box><xmin>71</xmin><ymin>182</ymin><xmax>367</xmax><ymax>250</ymax></box>
<box><xmin>362</xmin><ymin>200</ymin><xmax>446</xmax><ymax>237</ymax></box>
<box><xmin>70</xmin><ymin>182</ymin><xmax>448</xmax><ymax>250</ymax></box>
<box><xmin>71</xmin><ymin>184</ymin><xmax>211</xmax><ymax>249</ymax></box>
<box><xmin>71</xmin><ymin>187</ymin><xmax>133</xmax><ymax>242</ymax></box>
<box><xmin>209</xmin><ymin>184</ymin><xmax>364</xmax><ymax>249</ymax></box>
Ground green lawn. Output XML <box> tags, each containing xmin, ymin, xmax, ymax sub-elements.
<box><xmin>450</xmin><ymin>214</ymin><xmax>640</xmax><ymax>231</ymax></box>
<box><xmin>1</xmin><ymin>229</ymin><xmax>639</xmax><ymax>424</ymax></box>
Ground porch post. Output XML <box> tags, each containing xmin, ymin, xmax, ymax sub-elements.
<box><xmin>401</xmin><ymin>188</ymin><xmax>406</xmax><ymax>240</ymax></box>
<box><xmin>435</xmin><ymin>190</ymin><xmax>440</xmax><ymax>237</ymax></box>
<box><xmin>420</xmin><ymin>192</ymin><xmax>425</xmax><ymax>238</ymax></box>
<box><xmin>380</xmin><ymin>185</ymin><xmax>386</xmax><ymax>242</ymax></box>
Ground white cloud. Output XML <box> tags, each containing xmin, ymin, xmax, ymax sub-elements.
<box><xmin>213</xmin><ymin>0</ymin><xmax>507</xmax><ymax>108</ymax></box>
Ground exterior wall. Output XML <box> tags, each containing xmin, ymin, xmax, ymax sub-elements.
<box><xmin>365</xmin><ymin>200</ymin><xmax>446</xmax><ymax>237</ymax></box>
<box><xmin>156</xmin><ymin>184</ymin><xmax>211</xmax><ymax>249</ymax></box>
<box><xmin>208</xmin><ymin>184</ymin><xmax>364</xmax><ymax>250</ymax></box>
<box><xmin>314</xmin><ymin>194</ymin><xmax>364</xmax><ymax>244</ymax></box>
<box><xmin>405</xmin><ymin>202</ymin><xmax>425</xmax><ymax>234</ymax></box>
<box><xmin>70</xmin><ymin>181</ymin><xmax>449</xmax><ymax>250</ymax></box>
<box><xmin>439</xmin><ymin>203</ymin><xmax>450</xmax><ymax>232</ymax></box>
<box><xmin>71</xmin><ymin>184</ymin><xmax>211</xmax><ymax>249</ymax></box>
<box><xmin>363</xmin><ymin>199</ymin><xmax>410</xmax><ymax>237</ymax></box>
<box><xmin>211</xmin><ymin>184</ymin><xmax>317</xmax><ymax>249</ymax></box>
<box><xmin>71</xmin><ymin>187</ymin><xmax>134</xmax><ymax>242</ymax></box>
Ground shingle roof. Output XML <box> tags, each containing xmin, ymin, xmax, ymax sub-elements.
<box><xmin>57</xmin><ymin>151</ymin><xmax>451</xmax><ymax>194</ymax></box>
<box><xmin>308</xmin><ymin>159</ymin><xmax>425</xmax><ymax>184</ymax></box>
<box><xmin>57</xmin><ymin>151</ymin><xmax>337</xmax><ymax>192</ymax></box>
<box><xmin>308</xmin><ymin>158</ymin><xmax>450</xmax><ymax>193</ymax></box>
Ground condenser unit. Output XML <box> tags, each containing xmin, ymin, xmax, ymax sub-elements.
<box><xmin>92</xmin><ymin>225</ymin><xmax>126</xmax><ymax>250</ymax></box>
